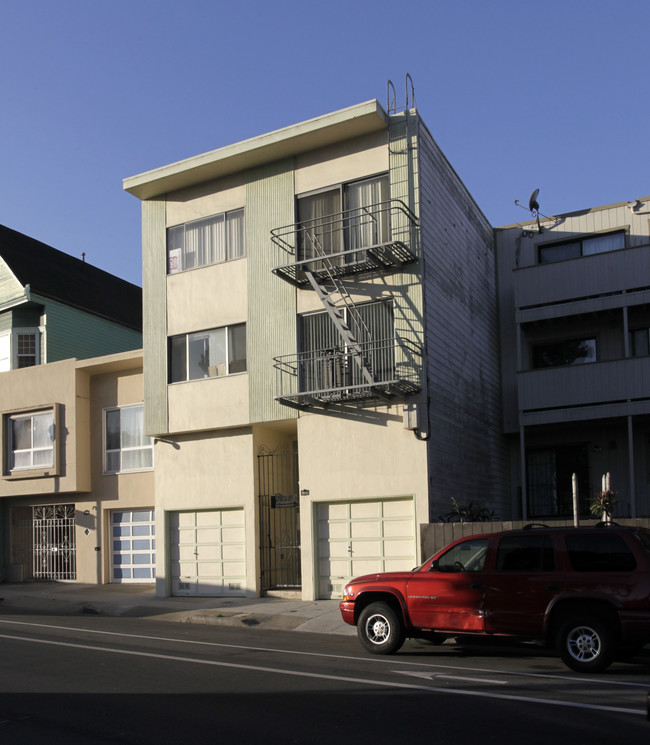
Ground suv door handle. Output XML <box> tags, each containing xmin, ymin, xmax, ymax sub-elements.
<box><xmin>471</xmin><ymin>582</ymin><xmax>484</xmax><ymax>590</ymax></box>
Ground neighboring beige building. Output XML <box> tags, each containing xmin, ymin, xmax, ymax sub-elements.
<box><xmin>2</xmin><ymin>350</ymin><xmax>154</xmax><ymax>584</ymax></box>
<box><xmin>124</xmin><ymin>98</ymin><xmax>508</xmax><ymax>600</ymax></box>
<box><xmin>495</xmin><ymin>196</ymin><xmax>650</xmax><ymax>521</ymax></box>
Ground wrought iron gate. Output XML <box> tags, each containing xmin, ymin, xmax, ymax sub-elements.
<box><xmin>258</xmin><ymin>447</ymin><xmax>301</xmax><ymax>590</ymax></box>
<box><xmin>32</xmin><ymin>504</ymin><xmax>77</xmax><ymax>580</ymax></box>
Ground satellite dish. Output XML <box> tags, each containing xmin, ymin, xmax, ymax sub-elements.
<box><xmin>529</xmin><ymin>189</ymin><xmax>540</xmax><ymax>214</ymax></box>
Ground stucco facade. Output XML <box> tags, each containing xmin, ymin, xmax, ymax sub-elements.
<box><xmin>1</xmin><ymin>351</ymin><xmax>154</xmax><ymax>584</ymax></box>
<box><xmin>125</xmin><ymin>99</ymin><xmax>507</xmax><ymax>601</ymax></box>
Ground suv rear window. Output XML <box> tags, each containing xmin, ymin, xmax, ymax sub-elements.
<box><xmin>566</xmin><ymin>533</ymin><xmax>636</xmax><ymax>572</ymax></box>
<box><xmin>496</xmin><ymin>534</ymin><xmax>555</xmax><ymax>572</ymax></box>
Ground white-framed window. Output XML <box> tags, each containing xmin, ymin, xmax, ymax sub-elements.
<box><xmin>8</xmin><ymin>409</ymin><xmax>55</xmax><ymax>471</ymax></box>
<box><xmin>168</xmin><ymin>323</ymin><xmax>247</xmax><ymax>383</ymax></box>
<box><xmin>104</xmin><ymin>405</ymin><xmax>153</xmax><ymax>474</ymax></box>
<box><xmin>297</xmin><ymin>174</ymin><xmax>389</xmax><ymax>261</ymax></box>
<box><xmin>167</xmin><ymin>208</ymin><xmax>245</xmax><ymax>274</ymax></box>
<box><xmin>0</xmin><ymin>328</ymin><xmax>41</xmax><ymax>372</ymax></box>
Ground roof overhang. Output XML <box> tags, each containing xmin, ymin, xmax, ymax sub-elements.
<box><xmin>123</xmin><ymin>100</ymin><xmax>388</xmax><ymax>200</ymax></box>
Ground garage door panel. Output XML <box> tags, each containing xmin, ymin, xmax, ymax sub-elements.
<box><xmin>111</xmin><ymin>509</ymin><xmax>155</xmax><ymax>583</ymax></box>
<box><xmin>170</xmin><ymin>508</ymin><xmax>245</xmax><ymax>597</ymax></box>
<box><xmin>350</xmin><ymin>501</ymin><xmax>381</xmax><ymax>519</ymax></box>
<box><xmin>383</xmin><ymin>519</ymin><xmax>414</xmax><ymax>538</ymax></box>
<box><xmin>383</xmin><ymin>538</ymin><xmax>416</xmax><ymax>557</ymax></box>
<box><xmin>317</xmin><ymin>498</ymin><xmax>415</xmax><ymax>599</ymax></box>
<box><xmin>321</xmin><ymin>522</ymin><xmax>350</xmax><ymax>540</ymax></box>
<box><xmin>350</xmin><ymin>521</ymin><xmax>381</xmax><ymax>539</ymax></box>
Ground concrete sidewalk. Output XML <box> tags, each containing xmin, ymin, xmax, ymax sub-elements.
<box><xmin>0</xmin><ymin>582</ymin><xmax>356</xmax><ymax>636</ymax></box>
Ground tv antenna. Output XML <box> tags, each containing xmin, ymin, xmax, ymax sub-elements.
<box><xmin>515</xmin><ymin>188</ymin><xmax>546</xmax><ymax>233</ymax></box>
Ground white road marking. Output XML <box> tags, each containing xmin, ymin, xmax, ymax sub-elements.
<box><xmin>0</xmin><ymin>630</ymin><xmax>645</xmax><ymax>717</ymax></box>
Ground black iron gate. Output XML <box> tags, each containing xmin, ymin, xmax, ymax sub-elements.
<box><xmin>258</xmin><ymin>447</ymin><xmax>301</xmax><ymax>590</ymax></box>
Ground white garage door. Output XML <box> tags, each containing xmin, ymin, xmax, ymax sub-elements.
<box><xmin>317</xmin><ymin>498</ymin><xmax>415</xmax><ymax>599</ymax></box>
<box><xmin>111</xmin><ymin>509</ymin><xmax>156</xmax><ymax>583</ymax></box>
<box><xmin>170</xmin><ymin>509</ymin><xmax>246</xmax><ymax>597</ymax></box>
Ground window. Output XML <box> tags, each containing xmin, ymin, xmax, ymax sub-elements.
<box><xmin>299</xmin><ymin>301</ymin><xmax>394</xmax><ymax>391</ymax></box>
<box><xmin>532</xmin><ymin>338</ymin><xmax>596</xmax><ymax>368</ymax></box>
<box><xmin>297</xmin><ymin>175</ymin><xmax>389</xmax><ymax>261</ymax></box>
<box><xmin>630</xmin><ymin>328</ymin><xmax>650</xmax><ymax>357</ymax></box>
<box><xmin>8</xmin><ymin>410</ymin><xmax>55</xmax><ymax>471</ymax></box>
<box><xmin>167</xmin><ymin>209</ymin><xmax>244</xmax><ymax>274</ymax></box>
<box><xmin>566</xmin><ymin>533</ymin><xmax>636</xmax><ymax>572</ymax></box>
<box><xmin>538</xmin><ymin>231</ymin><xmax>625</xmax><ymax>264</ymax></box>
<box><xmin>104</xmin><ymin>405</ymin><xmax>153</xmax><ymax>473</ymax></box>
<box><xmin>168</xmin><ymin>323</ymin><xmax>246</xmax><ymax>383</ymax></box>
<box><xmin>0</xmin><ymin>329</ymin><xmax>40</xmax><ymax>371</ymax></box>
<box><xmin>434</xmin><ymin>538</ymin><xmax>489</xmax><ymax>573</ymax></box>
<box><xmin>496</xmin><ymin>535</ymin><xmax>555</xmax><ymax>572</ymax></box>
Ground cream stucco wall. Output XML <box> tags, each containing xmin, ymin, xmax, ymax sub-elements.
<box><xmin>168</xmin><ymin>373</ymin><xmax>249</xmax><ymax>433</ymax></box>
<box><xmin>296</xmin><ymin>408</ymin><xmax>429</xmax><ymax>599</ymax></box>
<box><xmin>167</xmin><ymin>258</ymin><xmax>247</xmax><ymax>336</ymax></box>
<box><xmin>0</xmin><ymin>352</ymin><xmax>154</xmax><ymax>585</ymax></box>
<box><xmin>153</xmin><ymin>428</ymin><xmax>257</xmax><ymax>597</ymax></box>
<box><xmin>294</xmin><ymin>131</ymin><xmax>388</xmax><ymax>195</ymax></box>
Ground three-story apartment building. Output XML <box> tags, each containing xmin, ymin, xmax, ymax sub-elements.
<box><xmin>125</xmin><ymin>98</ymin><xmax>508</xmax><ymax>600</ymax></box>
<box><xmin>496</xmin><ymin>197</ymin><xmax>650</xmax><ymax>520</ymax></box>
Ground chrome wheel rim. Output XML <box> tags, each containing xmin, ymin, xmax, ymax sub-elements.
<box><xmin>365</xmin><ymin>613</ymin><xmax>391</xmax><ymax>645</ymax></box>
<box><xmin>567</xmin><ymin>625</ymin><xmax>601</xmax><ymax>662</ymax></box>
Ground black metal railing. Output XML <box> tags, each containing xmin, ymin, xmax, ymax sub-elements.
<box><xmin>274</xmin><ymin>337</ymin><xmax>422</xmax><ymax>408</ymax></box>
<box><xmin>271</xmin><ymin>200</ymin><xmax>418</xmax><ymax>286</ymax></box>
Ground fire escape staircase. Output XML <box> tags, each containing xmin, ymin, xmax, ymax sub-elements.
<box><xmin>271</xmin><ymin>200</ymin><xmax>422</xmax><ymax>409</ymax></box>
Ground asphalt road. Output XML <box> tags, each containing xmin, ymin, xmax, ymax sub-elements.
<box><xmin>0</xmin><ymin>613</ymin><xmax>649</xmax><ymax>744</ymax></box>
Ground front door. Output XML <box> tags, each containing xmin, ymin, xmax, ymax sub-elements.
<box><xmin>406</xmin><ymin>537</ymin><xmax>489</xmax><ymax>632</ymax></box>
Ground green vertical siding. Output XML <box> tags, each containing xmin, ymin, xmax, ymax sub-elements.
<box><xmin>388</xmin><ymin>111</ymin><xmax>425</xmax><ymax>386</ymax></box>
<box><xmin>246</xmin><ymin>160</ymin><xmax>297</xmax><ymax>423</ymax></box>
<box><xmin>141</xmin><ymin>199</ymin><xmax>168</xmax><ymax>436</ymax></box>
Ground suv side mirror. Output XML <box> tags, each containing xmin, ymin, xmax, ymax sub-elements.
<box><xmin>429</xmin><ymin>559</ymin><xmax>440</xmax><ymax>572</ymax></box>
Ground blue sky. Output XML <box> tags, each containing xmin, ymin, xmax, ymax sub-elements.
<box><xmin>1</xmin><ymin>0</ymin><xmax>648</xmax><ymax>286</ymax></box>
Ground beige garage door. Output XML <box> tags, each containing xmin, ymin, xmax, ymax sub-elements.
<box><xmin>317</xmin><ymin>498</ymin><xmax>415</xmax><ymax>599</ymax></box>
<box><xmin>170</xmin><ymin>509</ymin><xmax>246</xmax><ymax>596</ymax></box>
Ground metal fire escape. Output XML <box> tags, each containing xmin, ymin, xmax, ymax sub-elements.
<box><xmin>271</xmin><ymin>199</ymin><xmax>422</xmax><ymax>409</ymax></box>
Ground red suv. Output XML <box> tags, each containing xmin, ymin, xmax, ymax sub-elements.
<box><xmin>340</xmin><ymin>525</ymin><xmax>650</xmax><ymax>672</ymax></box>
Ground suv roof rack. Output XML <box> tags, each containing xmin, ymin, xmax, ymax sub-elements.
<box><xmin>522</xmin><ymin>523</ymin><xmax>549</xmax><ymax>530</ymax></box>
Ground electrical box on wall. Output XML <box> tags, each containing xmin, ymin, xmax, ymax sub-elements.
<box><xmin>403</xmin><ymin>403</ymin><xmax>420</xmax><ymax>430</ymax></box>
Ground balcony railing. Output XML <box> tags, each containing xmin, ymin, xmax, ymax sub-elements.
<box><xmin>274</xmin><ymin>337</ymin><xmax>422</xmax><ymax>408</ymax></box>
<box><xmin>271</xmin><ymin>200</ymin><xmax>418</xmax><ymax>286</ymax></box>
<box><xmin>513</xmin><ymin>244</ymin><xmax>650</xmax><ymax>311</ymax></box>
<box><xmin>518</xmin><ymin>356</ymin><xmax>650</xmax><ymax>415</ymax></box>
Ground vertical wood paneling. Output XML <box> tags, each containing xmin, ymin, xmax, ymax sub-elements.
<box><xmin>142</xmin><ymin>198</ymin><xmax>168</xmax><ymax>436</ymax></box>
<box><xmin>416</xmin><ymin>115</ymin><xmax>509</xmax><ymax>519</ymax></box>
<box><xmin>245</xmin><ymin>161</ymin><xmax>297</xmax><ymax>423</ymax></box>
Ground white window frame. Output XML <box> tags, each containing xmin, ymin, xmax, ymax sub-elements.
<box><xmin>168</xmin><ymin>323</ymin><xmax>247</xmax><ymax>383</ymax></box>
<box><xmin>0</xmin><ymin>328</ymin><xmax>42</xmax><ymax>371</ymax></box>
<box><xmin>13</xmin><ymin>327</ymin><xmax>41</xmax><ymax>368</ymax></box>
<box><xmin>103</xmin><ymin>404</ymin><xmax>154</xmax><ymax>475</ymax></box>
<box><xmin>6</xmin><ymin>407</ymin><xmax>57</xmax><ymax>475</ymax></box>
<box><xmin>167</xmin><ymin>208</ymin><xmax>245</xmax><ymax>274</ymax></box>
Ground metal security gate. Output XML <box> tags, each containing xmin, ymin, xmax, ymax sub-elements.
<box><xmin>258</xmin><ymin>446</ymin><xmax>301</xmax><ymax>590</ymax></box>
<box><xmin>33</xmin><ymin>504</ymin><xmax>76</xmax><ymax>580</ymax></box>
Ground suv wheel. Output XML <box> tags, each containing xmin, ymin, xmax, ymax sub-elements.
<box><xmin>557</xmin><ymin>616</ymin><xmax>615</xmax><ymax>673</ymax></box>
<box><xmin>357</xmin><ymin>602</ymin><xmax>404</xmax><ymax>655</ymax></box>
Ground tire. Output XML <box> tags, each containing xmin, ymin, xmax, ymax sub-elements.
<box><xmin>557</xmin><ymin>616</ymin><xmax>615</xmax><ymax>673</ymax></box>
<box><xmin>357</xmin><ymin>602</ymin><xmax>404</xmax><ymax>655</ymax></box>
